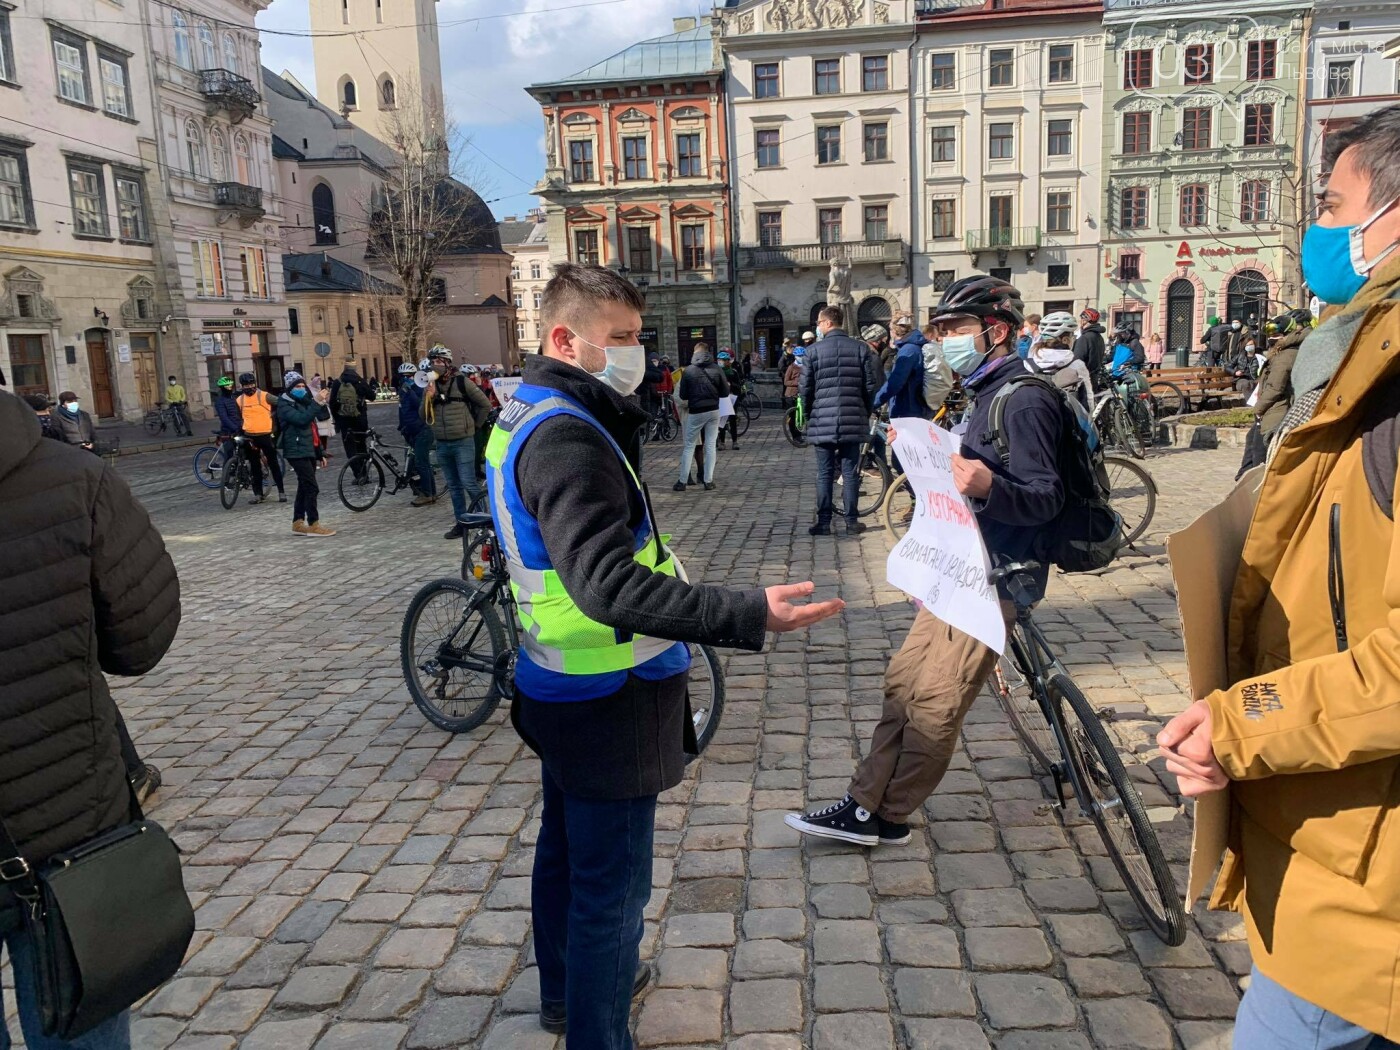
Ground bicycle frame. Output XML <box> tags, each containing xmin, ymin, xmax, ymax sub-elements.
<box><xmin>362</xmin><ymin>430</ymin><xmax>417</xmax><ymax>488</ymax></box>
<box><xmin>445</xmin><ymin>526</ymin><xmax>519</xmax><ymax>686</ymax></box>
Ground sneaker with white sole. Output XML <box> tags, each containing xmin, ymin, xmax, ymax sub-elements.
<box><xmin>877</xmin><ymin>816</ymin><xmax>912</xmax><ymax>846</ymax></box>
<box><xmin>783</xmin><ymin>795</ymin><xmax>878</xmax><ymax>847</ymax></box>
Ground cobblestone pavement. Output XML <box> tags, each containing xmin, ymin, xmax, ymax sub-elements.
<box><xmin>6</xmin><ymin>417</ymin><xmax>1250</xmax><ymax>1049</ymax></box>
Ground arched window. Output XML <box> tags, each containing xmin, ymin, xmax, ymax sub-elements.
<box><xmin>1166</xmin><ymin>278</ymin><xmax>1195</xmax><ymax>352</ymax></box>
<box><xmin>233</xmin><ymin>133</ymin><xmax>252</xmax><ymax>185</ymax></box>
<box><xmin>809</xmin><ymin>302</ymin><xmax>828</xmax><ymax>329</ymax></box>
<box><xmin>221</xmin><ymin>33</ymin><xmax>239</xmax><ymax>74</ymax></box>
<box><xmin>380</xmin><ymin>77</ymin><xmax>395</xmax><ymax>108</ymax></box>
<box><xmin>341</xmin><ymin>78</ymin><xmax>357</xmax><ymax>110</ymax></box>
<box><xmin>1226</xmin><ymin>270</ymin><xmax>1268</xmax><ymax>326</ymax></box>
<box><xmin>312</xmin><ymin>183</ymin><xmax>337</xmax><ymax>245</ymax></box>
<box><xmin>209</xmin><ymin>128</ymin><xmax>228</xmax><ymax>181</ymax></box>
<box><xmin>171</xmin><ymin>11</ymin><xmax>193</xmax><ymax>71</ymax></box>
<box><xmin>185</xmin><ymin>120</ymin><xmax>205</xmax><ymax>177</ymax></box>
<box><xmin>197</xmin><ymin>24</ymin><xmax>216</xmax><ymax>69</ymax></box>
<box><xmin>856</xmin><ymin>296</ymin><xmax>891</xmax><ymax>329</ymax></box>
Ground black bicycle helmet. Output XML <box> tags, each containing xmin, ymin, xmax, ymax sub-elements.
<box><xmin>238</xmin><ymin>372</ymin><xmax>255</xmax><ymax>385</ymax></box>
<box><xmin>928</xmin><ymin>275</ymin><xmax>1025</xmax><ymax>328</ymax></box>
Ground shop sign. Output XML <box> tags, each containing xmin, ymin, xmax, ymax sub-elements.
<box><xmin>198</xmin><ymin>334</ymin><xmax>218</xmax><ymax>356</ymax></box>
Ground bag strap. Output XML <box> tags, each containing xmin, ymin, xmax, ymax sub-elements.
<box><xmin>985</xmin><ymin>372</ymin><xmax>1060</xmax><ymax>468</ymax></box>
<box><xmin>0</xmin><ymin>809</ymin><xmax>34</xmax><ymax>886</ymax></box>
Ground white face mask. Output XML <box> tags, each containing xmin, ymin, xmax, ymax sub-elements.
<box><xmin>65</xmin><ymin>401</ymin><xmax>80</xmax><ymax>413</ymax></box>
<box><xmin>575</xmin><ymin>334</ymin><xmax>647</xmax><ymax>396</ymax></box>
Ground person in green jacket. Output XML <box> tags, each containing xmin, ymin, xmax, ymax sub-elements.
<box><xmin>276</xmin><ymin>371</ymin><xmax>335</xmax><ymax>537</ymax></box>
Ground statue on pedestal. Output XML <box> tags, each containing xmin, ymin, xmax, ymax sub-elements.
<box><xmin>827</xmin><ymin>254</ymin><xmax>854</xmax><ymax>334</ymax></box>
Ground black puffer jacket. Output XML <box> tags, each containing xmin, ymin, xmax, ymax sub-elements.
<box><xmin>678</xmin><ymin>362</ymin><xmax>729</xmax><ymax>414</ymax></box>
<box><xmin>0</xmin><ymin>391</ymin><xmax>180</xmax><ymax>930</ymax></box>
<box><xmin>799</xmin><ymin>332</ymin><xmax>882</xmax><ymax>445</ymax></box>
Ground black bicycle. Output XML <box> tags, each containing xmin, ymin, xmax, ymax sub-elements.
<box><xmin>984</xmin><ymin>559</ymin><xmax>1186</xmax><ymax>945</ymax></box>
<box><xmin>401</xmin><ymin>515</ymin><xmax>726</xmax><ymax>752</ymax></box>
<box><xmin>217</xmin><ymin>436</ymin><xmax>285</xmax><ymax>510</ymax></box>
<box><xmin>338</xmin><ymin>429</ymin><xmax>429</xmax><ymax>511</ymax></box>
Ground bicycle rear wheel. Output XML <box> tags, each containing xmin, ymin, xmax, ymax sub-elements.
<box><xmin>685</xmin><ymin>644</ymin><xmax>727</xmax><ymax>763</ymax></box>
<box><xmin>985</xmin><ymin>626</ymin><xmax>1056</xmax><ymax>773</ymax></box>
<box><xmin>742</xmin><ymin>393</ymin><xmax>762</xmax><ymax>421</ymax></box>
<box><xmin>1148</xmin><ymin>380</ymin><xmax>1187</xmax><ymax>417</ymax></box>
<box><xmin>192</xmin><ymin>446</ymin><xmax>222</xmax><ymax>489</ymax></box>
<box><xmin>219</xmin><ymin>456</ymin><xmax>243</xmax><ymax>510</ymax></box>
<box><xmin>339</xmin><ymin>456</ymin><xmax>386</xmax><ymax>511</ymax></box>
<box><xmin>1102</xmin><ymin>456</ymin><xmax>1157</xmax><ymax>546</ymax></box>
<box><xmin>855</xmin><ymin>450</ymin><xmax>892</xmax><ymax>517</ymax></box>
<box><xmin>881</xmin><ymin>473</ymin><xmax>915</xmax><ymax>541</ymax></box>
<box><xmin>400</xmin><ymin>577</ymin><xmax>507</xmax><ymax>733</ymax></box>
<box><xmin>1051</xmin><ymin>674</ymin><xmax>1186</xmax><ymax>945</ymax></box>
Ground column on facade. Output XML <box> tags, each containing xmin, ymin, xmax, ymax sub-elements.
<box><xmin>601</xmin><ymin>102</ymin><xmax>614</xmax><ymax>185</ymax></box>
<box><xmin>712</xmin><ymin>197</ymin><xmax>728</xmax><ymax>273</ymax></box>
<box><xmin>656</xmin><ymin>99</ymin><xmax>669</xmax><ymax>178</ymax></box>
<box><xmin>606</xmin><ymin>203</ymin><xmax>622</xmax><ymax>269</ymax></box>
<box><xmin>658</xmin><ymin>201</ymin><xmax>674</xmax><ymax>276</ymax></box>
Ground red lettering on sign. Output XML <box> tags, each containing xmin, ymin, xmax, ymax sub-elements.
<box><xmin>925</xmin><ymin>491</ymin><xmax>975</xmax><ymax>528</ymax></box>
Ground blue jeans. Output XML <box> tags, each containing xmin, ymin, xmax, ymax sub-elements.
<box><xmin>532</xmin><ymin>766</ymin><xmax>656</xmax><ymax>1050</ymax></box>
<box><xmin>678</xmin><ymin>410</ymin><xmax>719</xmax><ymax>485</ymax></box>
<box><xmin>436</xmin><ymin>437</ymin><xmax>483</xmax><ymax>521</ymax></box>
<box><xmin>1</xmin><ymin>930</ymin><xmax>130</xmax><ymax>1049</ymax></box>
<box><xmin>409</xmin><ymin>428</ymin><xmax>437</xmax><ymax>499</ymax></box>
<box><xmin>1234</xmin><ymin>968</ymin><xmax>1400</xmax><ymax>1050</ymax></box>
<box><xmin>814</xmin><ymin>441</ymin><xmax>861</xmax><ymax>526</ymax></box>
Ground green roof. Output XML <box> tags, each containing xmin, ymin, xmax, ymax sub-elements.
<box><xmin>533</xmin><ymin>26</ymin><xmax>716</xmax><ymax>88</ymax></box>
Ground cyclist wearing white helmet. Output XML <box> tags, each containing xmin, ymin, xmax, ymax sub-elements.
<box><xmin>1030</xmin><ymin>312</ymin><xmax>1092</xmax><ymax>408</ymax></box>
<box><xmin>398</xmin><ymin>362</ymin><xmax>437</xmax><ymax>506</ymax></box>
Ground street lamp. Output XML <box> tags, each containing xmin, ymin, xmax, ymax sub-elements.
<box><xmin>344</xmin><ymin>321</ymin><xmax>356</xmax><ymax>362</ymax></box>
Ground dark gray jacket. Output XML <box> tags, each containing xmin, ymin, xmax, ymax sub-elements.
<box><xmin>54</xmin><ymin>405</ymin><xmax>97</xmax><ymax>446</ymax></box>
<box><xmin>678</xmin><ymin>363</ymin><xmax>729</xmax><ymax>414</ymax></box>
<box><xmin>799</xmin><ymin>331</ymin><xmax>882</xmax><ymax>445</ymax></box>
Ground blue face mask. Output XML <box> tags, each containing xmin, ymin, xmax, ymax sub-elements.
<box><xmin>1301</xmin><ymin>195</ymin><xmax>1399</xmax><ymax>306</ymax></box>
<box><xmin>290</xmin><ymin>387</ymin><xmax>309</xmax><ymax>399</ymax></box>
<box><xmin>942</xmin><ymin>333</ymin><xmax>989</xmax><ymax>376</ymax></box>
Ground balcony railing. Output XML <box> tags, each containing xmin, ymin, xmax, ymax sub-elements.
<box><xmin>738</xmin><ymin>238</ymin><xmax>904</xmax><ymax>270</ymax></box>
<box><xmin>966</xmin><ymin>226</ymin><xmax>1042</xmax><ymax>253</ymax></box>
<box><xmin>214</xmin><ymin>182</ymin><xmax>264</xmax><ymax>224</ymax></box>
<box><xmin>199</xmin><ymin>68</ymin><xmax>260</xmax><ymax>123</ymax></box>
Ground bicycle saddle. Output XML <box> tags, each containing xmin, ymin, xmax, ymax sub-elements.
<box><xmin>457</xmin><ymin>513</ymin><xmax>495</xmax><ymax>530</ymax></box>
<box><xmin>987</xmin><ymin>560</ymin><xmax>1042</xmax><ymax>584</ymax></box>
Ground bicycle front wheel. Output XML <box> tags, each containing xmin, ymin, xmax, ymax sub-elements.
<box><xmin>1148</xmin><ymin>380</ymin><xmax>1188</xmax><ymax>417</ymax></box>
<box><xmin>856</xmin><ymin>451</ymin><xmax>891</xmax><ymax>517</ymax></box>
<box><xmin>685</xmin><ymin>643</ymin><xmax>727</xmax><ymax>763</ymax></box>
<box><xmin>1102</xmin><ymin>456</ymin><xmax>1157</xmax><ymax>546</ymax></box>
<box><xmin>143</xmin><ymin>411</ymin><xmax>164</xmax><ymax>435</ymax></box>
<box><xmin>881</xmin><ymin>473</ymin><xmax>915</xmax><ymax>542</ymax></box>
<box><xmin>400</xmin><ymin>577</ymin><xmax>507</xmax><ymax>733</ymax></box>
<box><xmin>1113</xmin><ymin>402</ymin><xmax>1146</xmax><ymax>459</ymax></box>
<box><xmin>1051</xmin><ymin>674</ymin><xmax>1186</xmax><ymax>945</ymax></box>
<box><xmin>733</xmin><ymin>408</ymin><xmax>751</xmax><ymax>439</ymax></box>
<box><xmin>339</xmin><ymin>456</ymin><xmax>386</xmax><ymax>511</ymax></box>
<box><xmin>985</xmin><ymin>627</ymin><xmax>1056</xmax><ymax>773</ymax></box>
<box><xmin>192</xmin><ymin>446</ymin><xmax>222</xmax><ymax>489</ymax></box>
<box><xmin>219</xmin><ymin>456</ymin><xmax>243</xmax><ymax>510</ymax></box>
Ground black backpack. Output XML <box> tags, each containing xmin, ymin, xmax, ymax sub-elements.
<box><xmin>985</xmin><ymin>374</ymin><xmax>1124</xmax><ymax>572</ymax></box>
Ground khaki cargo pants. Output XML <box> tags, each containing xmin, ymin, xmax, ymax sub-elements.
<box><xmin>849</xmin><ymin>604</ymin><xmax>1015</xmax><ymax>823</ymax></box>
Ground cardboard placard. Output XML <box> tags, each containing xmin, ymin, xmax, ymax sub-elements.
<box><xmin>491</xmin><ymin>376</ymin><xmax>523</xmax><ymax>403</ymax></box>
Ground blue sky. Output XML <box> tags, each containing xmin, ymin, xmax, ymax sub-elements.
<box><xmin>257</xmin><ymin>0</ymin><xmax>712</xmax><ymax>218</ymax></box>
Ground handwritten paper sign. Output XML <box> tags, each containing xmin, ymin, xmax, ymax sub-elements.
<box><xmin>885</xmin><ymin>417</ymin><xmax>1006</xmax><ymax>654</ymax></box>
<box><xmin>491</xmin><ymin>376</ymin><xmax>523</xmax><ymax>402</ymax></box>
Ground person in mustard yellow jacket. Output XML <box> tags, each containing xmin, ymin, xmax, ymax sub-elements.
<box><xmin>1159</xmin><ymin>105</ymin><xmax>1400</xmax><ymax>1049</ymax></box>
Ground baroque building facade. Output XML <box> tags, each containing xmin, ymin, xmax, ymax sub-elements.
<box><xmin>527</xmin><ymin>19</ymin><xmax>733</xmax><ymax>366</ymax></box>
<box><xmin>500</xmin><ymin>211</ymin><xmax>550</xmax><ymax>356</ymax></box>
<box><xmin>1099</xmin><ymin>0</ymin><xmax>1309</xmax><ymax>355</ymax></box>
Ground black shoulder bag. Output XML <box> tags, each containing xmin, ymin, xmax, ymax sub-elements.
<box><xmin>0</xmin><ymin>799</ymin><xmax>194</xmax><ymax>1039</ymax></box>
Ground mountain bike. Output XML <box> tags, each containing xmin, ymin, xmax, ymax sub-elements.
<box><xmin>1092</xmin><ymin>372</ymin><xmax>1154</xmax><ymax>459</ymax></box>
<box><xmin>984</xmin><ymin>558</ymin><xmax>1186</xmax><ymax>946</ymax></box>
<box><xmin>338</xmin><ymin>429</ymin><xmax>429</xmax><ymax>511</ymax></box>
<box><xmin>402</xmin><ymin>514</ymin><xmax>725</xmax><ymax>754</ymax></box>
<box><xmin>784</xmin><ymin>398</ymin><xmax>807</xmax><ymax>447</ymax></box>
<box><xmin>643</xmin><ymin>399</ymin><xmax>678</xmax><ymax>443</ymax></box>
<box><xmin>143</xmin><ymin>403</ymin><xmax>191</xmax><ymax>437</ymax></box>
<box><xmin>218</xmin><ymin>436</ymin><xmax>285</xmax><ymax>510</ymax></box>
<box><xmin>193</xmin><ymin>434</ymin><xmax>235</xmax><ymax>489</ymax></box>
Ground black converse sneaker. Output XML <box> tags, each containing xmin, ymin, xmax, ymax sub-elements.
<box><xmin>877</xmin><ymin>816</ymin><xmax>912</xmax><ymax>846</ymax></box>
<box><xmin>784</xmin><ymin>795</ymin><xmax>878</xmax><ymax>846</ymax></box>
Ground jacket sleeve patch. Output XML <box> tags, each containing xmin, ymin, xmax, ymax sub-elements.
<box><xmin>1241</xmin><ymin>681</ymin><xmax>1284</xmax><ymax>722</ymax></box>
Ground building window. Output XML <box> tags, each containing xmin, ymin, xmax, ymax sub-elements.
<box><xmin>185</xmin><ymin>120</ymin><xmax>205</xmax><ymax>177</ymax></box>
<box><xmin>573</xmin><ymin>228</ymin><xmax>599</xmax><ymax>265</ymax></box>
<box><xmin>233</xmin><ymin>133</ymin><xmax>252</xmax><ymax>185</ymax></box>
<box><xmin>68</xmin><ymin>163</ymin><xmax>107</xmax><ymax>237</ymax></box>
<box><xmin>381</xmin><ymin>78</ymin><xmax>395</xmax><ymax>107</ymax></box>
<box><xmin>1181</xmin><ymin>107</ymin><xmax>1211</xmax><ymax>150</ymax></box>
<box><xmin>1179</xmin><ymin>183</ymin><xmax>1209</xmax><ymax>226</ymax></box>
<box><xmin>930</xmin><ymin>199</ymin><xmax>956</xmax><ymax>239</ymax></box>
<box><xmin>197</xmin><ymin>24</ymin><xmax>216</xmax><ymax>69</ymax></box>
<box><xmin>531</xmin><ymin>262</ymin><xmax>542</xmax><ymax>279</ymax></box>
<box><xmin>1122</xmin><ymin>112</ymin><xmax>1152</xmax><ymax>155</ymax></box>
<box><xmin>930</xmin><ymin>52</ymin><xmax>955</xmax><ymax>90</ymax></box>
<box><xmin>680</xmin><ymin>224</ymin><xmax>706</xmax><ymax>270</ymax></box>
<box><xmin>311</xmin><ymin>183</ymin><xmax>336</xmax><ymax>244</ymax></box>
<box><xmin>221</xmin><ymin>33</ymin><xmax>240</xmax><ymax>74</ymax></box>
<box><xmin>1247</xmin><ymin>39</ymin><xmax>1278</xmax><ymax>81</ymax></box>
<box><xmin>1047</xmin><ymin>263</ymin><xmax>1070</xmax><ymax>288</ymax></box>
<box><xmin>622</xmin><ymin>136</ymin><xmax>648</xmax><ymax>180</ymax></box>
<box><xmin>1048</xmin><ymin>43</ymin><xmax>1074</xmax><ymax>83</ymax></box>
<box><xmin>815</xmin><ymin>58</ymin><xmax>841</xmax><ymax>94</ymax></box>
<box><xmin>864</xmin><ymin>122</ymin><xmax>888</xmax><ymax>162</ymax></box>
<box><xmin>0</xmin><ymin>10</ymin><xmax>13</xmax><ymax>85</ymax></box>
<box><xmin>989</xmin><ymin>48</ymin><xmax>1015</xmax><ymax>88</ymax></box>
<box><xmin>53</xmin><ymin>32</ymin><xmax>90</xmax><ymax>105</ymax></box>
<box><xmin>1243</xmin><ymin>103</ymin><xmax>1273</xmax><ymax>146</ymax></box>
<box><xmin>930</xmin><ymin>125</ymin><xmax>956</xmax><ymax>163</ymax></box>
<box><xmin>1124</xmin><ymin>49</ymin><xmax>1153</xmax><ymax>90</ymax></box>
<box><xmin>171</xmin><ymin>11</ymin><xmax>193</xmax><ymax>71</ymax></box>
<box><xmin>1045</xmin><ymin>191</ymin><xmax>1071</xmax><ymax>233</ymax></box>
<box><xmin>932</xmin><ymin>269</ymin><xmax>956</xmax><ymax>292</ymax></box>
<box><xmin>192</xmin><ymin>239</ymin><xmax>225</xmax><ymax>297</ymax></box>
<box><xmin>1326</xmin><ymin>60</ymin><xmax>1355</xmax><ymax>98</ymax></box>
<box><xmin>510</xmin><ymin>264</ymin><xmax>520</xmax><ymax>279</ymax></box>
<box><xmin>988</xmin><ymin>195</ymin><xmax>1013</xmax><ymax>233</ymax></box>
<box><xmin>816</xmin><ymin>125</ymin><xmax>841</xmax><ymax>164</ymax></box>
<box><xmin>1046</xmin><ymin>119</ymin><xmax>1072</xmax><ymax>156</ymax></box>
<box><xmin>627</xmin><ymin>226</ymin><xmax>653</xmax><ymax>271</ymax></box>
<box><xmin>239</xmin><ymin>246</ymin><xmax>268</xmax><ymax>298</ymax></box>
<box><xmin>818</xmin><ymin>207</ymin><xmax>842</xmax><ymax>244</ymax></box>
<box><xmin>757</xmin><ymin>210</ymin><xmax>782</xmax><ymax>247</ymax></box>
<box><xmin>756</xmin><ymin>128</ymin><xmax>780</xmax><ymax>168</ymax></box>
<box><xmin>1120</xmin><ymin>186</ymin><xmax>1149</xmax><ymax>229</ymax></box>
<box><xmin>989</xmin><ymin>266</ymin><xmax>1012</xmax><ymax>283</ymax></box>
<box><xmin>99</xmin><ymin>53</ymin><xmax>132</xmax><ymax>117</ymax></box>
<box><xmin>342</xmin><ymin>78</ymin><xmax>357</xmax><ymax>109</ymax></box>
<box><xmin>368</xmin><ymin>308</ymin><xmax>376</xmax><ymax>331</ymax></box>
<box><xmin>569</xmin><ymin>140</ymin><xmax>594</xmax><ymax>182</ymax></box>
<box><xmin>1184</xmin><ymin>44</ymin><xmax>1214</xmax><ymax>85</ymax></box>
<box><xmin>1241</xmin><ymin>179</ymin><xmax>1271</xmax><ymax>222</ymax></box>
<box><xmin>355</xmin><ymin>308</ymin><xmax>364</xmax><ymax>332</ymax></box>
<box><xmin>988</xmin><ymin>122</ymin><xmax>1014</xmax><ymax>160</ymax></box>
<box><xmin>512</xmin><ymin>291</ymin><xmax>523</xmax><ymax>309</ymax></box>
<box><xmin>516</xmin><ymin>321</ymin><xmax>526</xmax><ymax>341</ymax></box>
<box><xmin>755</xmin><ymin>62</ymin><xmax>780</xmax><ymax>98</ymax></box>
<box><xmin>1117</xmin><ymin>253</ymin><xmax>1141</xmax><ymax>281</ymax></box>
<box><xmin>862</xmin><ymin>55</ymin><xmax>888</xmax><ymax>92</ymax></box>
<box><xmin>209</xmin><ymin>129</ymin><xmax>228</xmax><ymax>180</ymax></box>
<box><xmin>115</xmin><ymin>174</ymin><xmax>148</xmax><ymax>241</ymax></box>
<box><xmin>288</xmin><ymin>307</ymin><xmax>299</xmax><ymax>334</ymax></box>
<box><xmin>386</xmin><ymin>310</ymin><xmax>400</xmax><ymax>332</ymax></box>
<box><xmin>533</xmin><ymin>291</ymin><xmax>542</xmax><ymax>309</ymax></box>
<box><xmin>675</xmin><ymin>133</ymin><xmax>702</xmax><ymax>177</ymax></box>
<box><xmin>0</xmin><ymin>147</ymin><xmax>34</xmax><ymax>227</ymax></box>
<box><xmin>863</xmin><ymin>204</ymin><xmax>888</xmax><ymax>242</ymax></box>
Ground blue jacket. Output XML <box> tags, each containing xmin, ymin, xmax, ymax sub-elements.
<box><xmin>214</xmin><ymin>392</ymin><xmax>242</xmax><ymax>434</ymax></box>
<box><xmin>398</xmin><ymin>381</ymin><xmax>426</xmax><ymax>440</ymax></box>
<box><xmin>875</xmin><ymin>331</ymin><xmax>931</xmax><ymax>420</ymax></box>
<box><xmin>1109</xmin><ymin>341</ymin><xmax>1137</xmax><ymax>379</ymax></box>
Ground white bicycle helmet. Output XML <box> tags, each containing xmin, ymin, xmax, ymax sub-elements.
<box><xmin>1038</xmin><ymin>312</ymin><xmax>1077</xmax><ymax>341</ymax></box>
<box><xmin>397</xmin><ymin>362</ymin><xmax>417</xmax><ymax>376</ymax></box>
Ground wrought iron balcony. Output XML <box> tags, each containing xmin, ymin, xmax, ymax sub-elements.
<box><xmin>738</xmin><ymin>238</ymin><xmax>904</xmax><ymax>270</ymax></box>
<box><xmin>213</xmin><ymin>182</ymin><xmax>264</xmax><ymax>225</ymax></box>
<box><xmin>966</xmin><ymin>226</ymin><xmax>1042</xmax><ymax>253</ymax></box>
<box><xmin>199</xmin><ymin>68</ymin><xmax>260</xmax><ymax>123</ymax></box>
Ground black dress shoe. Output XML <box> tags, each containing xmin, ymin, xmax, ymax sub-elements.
<box><xmin>540</xmin><ymin>964</ymin><xmax>651</xmax><ymax>1034</ymax></box>
<box><xmin>673</xmin><ymin>481</ymin><xmax>687</xmax><ymax>492</ymax></box>
<box><xmin>809</xmin><ymin>523</ymin><xmax>832</xmax><ymax>536</ymax></box>
<box><xmin>844</xmin><ymin>520</ymin><xmax>868</xmax><ymax>536</ymax></box>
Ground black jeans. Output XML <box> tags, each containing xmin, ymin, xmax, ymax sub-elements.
<box><xmin>718</xmin><ymin>411</ymin><xmax>738</xmax><ymax>446</ymax></box>
<box><xmin>243</xmin><ymin>432</ymin><xmax>284</xmax><ymax>495</ymax></box>
<box><xmin>814</xmin><ymin>441</ymin><xmax>861</xmax><ymax>526</ymax></box>
<box><xmin>289</xmin><ymin>457</ymin><xmax>319</xmax><ymax>524</ymax></box>
<box><xmin>341</xmin><ymin>426</ymin><xmax>368</xmax><ymax>480</ymax></box>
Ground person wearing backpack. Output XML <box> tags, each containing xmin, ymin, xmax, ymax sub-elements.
<box><xmin>873</xmin><ymin>316</ymin><xmax>934</xmax><ymax>422</ymax></box>
<box><xmin>329</xmin><ymin>364</ymin><xmax>374</xmax><ymax>483</ymax></box>
<box><xmin>423</xmin><ymin>345</ymin><xmax>492</xmax><ymax>539</ymax></box>
<box><xmin>1158</xmin><ymin>105</ymin><xmax>1400</xmax><ymax>1050</ymax></box>
<box><xmin>787</xmin><ymin>275</ymin><xmax>1069</xmax><ymax>849</ymax></box>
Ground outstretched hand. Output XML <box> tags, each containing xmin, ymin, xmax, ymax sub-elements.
<box><xmin>765</xmin><ymin>582</ymin><xmax>845</xmax><ymax>633</ymax></box>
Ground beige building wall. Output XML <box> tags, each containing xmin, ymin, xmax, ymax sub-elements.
<box><xmin>503</xmin><ymin>215</ymin><xmax>551</xmax><ymax>355</ymax></box>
